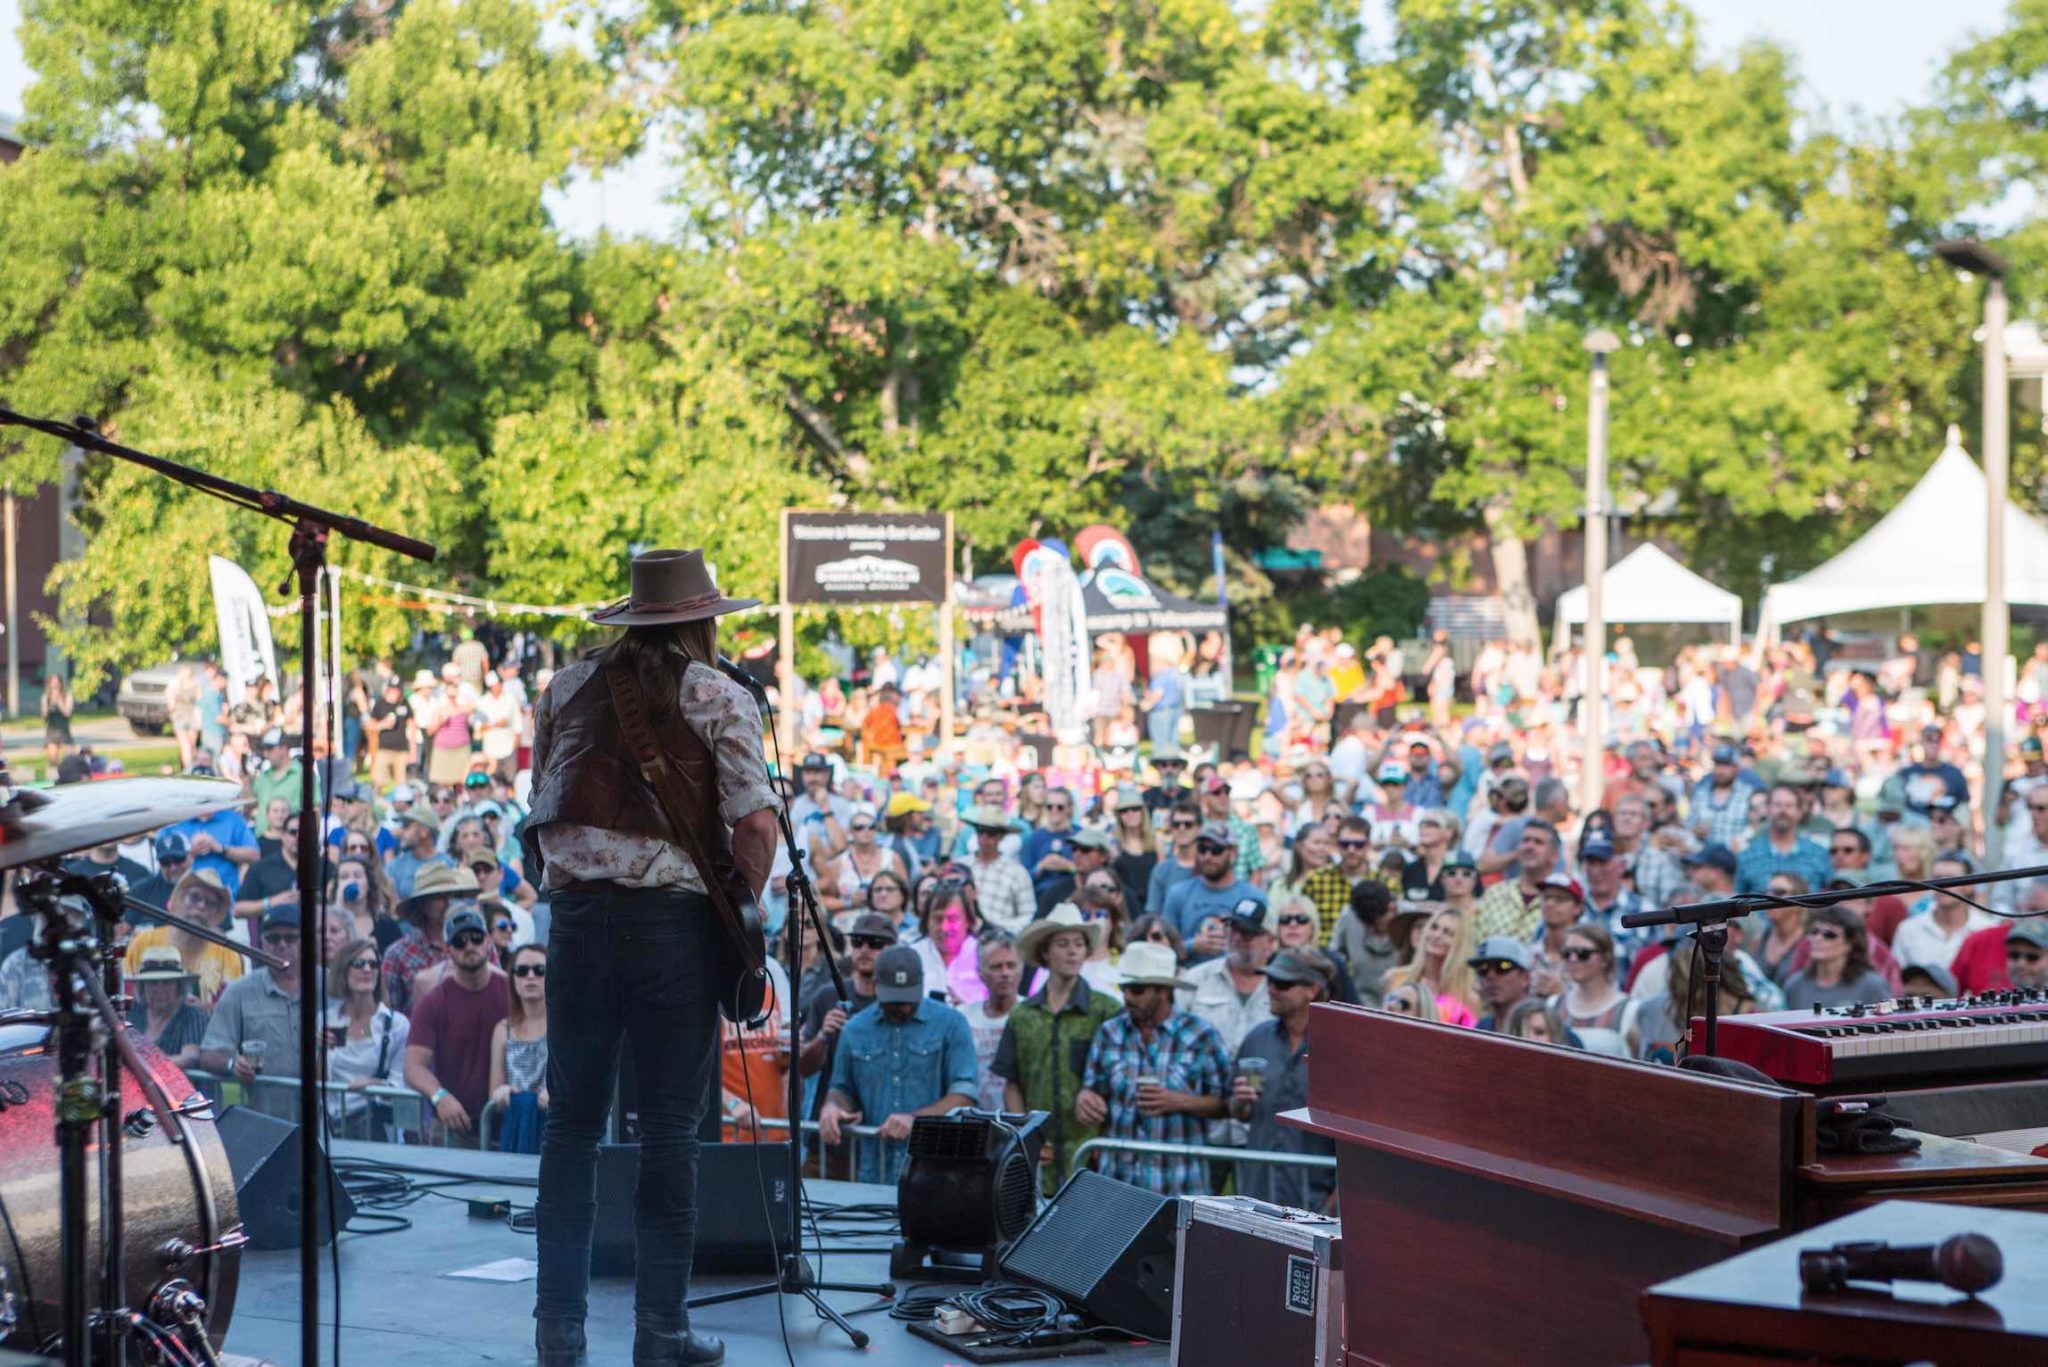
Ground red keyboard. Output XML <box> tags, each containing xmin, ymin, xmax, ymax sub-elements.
<box><xmin>1695</xmin><ymin>992</ymin><xmax>2048</xmax><ymax>1086</ymax></box>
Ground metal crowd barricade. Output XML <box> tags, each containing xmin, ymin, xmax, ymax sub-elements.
<box><xmin>754</xmin><ymin>1115</ymin><xmax>885</xmax><ymax>1177</ymax></box>
<box><xmin>1072</xmin><ymin>1135</ymin><xmax>1337</xmax><ymax>1174</ymax></box>
<box><xmin>185</xmin><ymin>1070</ymin><xmax>434</xmax><ymax>1141</ymax></box>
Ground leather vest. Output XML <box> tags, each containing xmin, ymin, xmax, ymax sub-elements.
<box><xmin>520</xmin><ymin>648</ymin><xmax>730</xmax><ymax>884</ymax></box>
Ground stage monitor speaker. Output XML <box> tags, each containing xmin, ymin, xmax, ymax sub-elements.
<box><xmin>591</xmin><ymin>1142</ymin><xmax>790</xmax><ymax>1276</ymax></box>
<box><xmin>999</xmin><ymin>1170</ymin><xmax>1178</xmax><ymax>1341</ymax></box>
<box><xmin>216</xmin><ymin>1105</ymin><xmax>356</xmax><ymax>1250</ymax></box>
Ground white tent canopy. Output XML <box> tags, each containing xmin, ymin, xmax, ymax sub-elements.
<box><xmin>1551</xmin><ymin>543</ymin><xmax>1743</xmax><ymax>653</ymax></box>
<box><xmin>1759</xmin><ymin>426</ymin><xmax>2048</xmax><ymax>638</ymax></box>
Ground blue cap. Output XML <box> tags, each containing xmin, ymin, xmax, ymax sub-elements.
<box><xmin>1710</xmin><ymin>743</ymin><xmax>1739</xmax><ymax>765</ymax></box>
<box><xmin>1580</xmin><ymin>833</ymin><xmax>1617</xmax><ymax>862</ymax></box>
<box><xmin>1683</xmin><ymin>842</ymin><xmax>1738</xmax><ymax>876</ymax></box>
<box><xmin>154</xmin><ymin>831</ymin><xmax>190</xmax><ymax>861</ymax></box>
<box><xmin>258</xmin><ymin>903</ymin><xmax>301</xmax><ymax>936</ymax></box>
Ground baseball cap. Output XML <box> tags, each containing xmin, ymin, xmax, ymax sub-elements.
<box><xmin>1195</xmin><ymin>821</ymin><xmax>1237</xmax><ymax>848</ymax></box>
<box><xmin>1225</xmin><ymin>896</ymin><xmax>1275</xmax><ymax>936</ymax></box>
<box><xmin>390</xmin><ymin>782</ymin><xmax>418</xmax><ymax>804</ymax></box>
<box><xmin>1070</xmin><ymin>828</ymin><xmax>1117</xmax><ymax>854</ymax></box>
<box><xmin>1683</xmin><ymin>842</ymin><xmax>1738</xmax><ymax>876</ymax></box>
<box><xmin>153</xmin><ymin>831</ymin><xmax>190</xmax><ymax>862</ymax></box>
<box><xmin>1710</xmin><ymin>743</ymin><xmax>1739</xmax><ymax>765</ymax></box>
<box><xmin>2005</xmin><ymin>921</ymin><xmax>2048</xmax><ymax>950</ymax></box>
<box><xmin>444</xmin><ymin>906</ymin><xmax>489</xmax><ymax>943</ymax></box>
<box><xmin>1929</xmin><ymin>794</ymin><xmax>1962</xmax><ymax>815</ymax></box>
<box><xmin>1899</xmin><ymin>962</ymin><xmax>1959</xmax><ymax>996</ymax></box>
<box><xmin>873</xmin><ymin>945</ymin><xmax>926</xmax><ymax>1004</ymax></box>
<box><xmin>1376</xmin><ymin>761</ymin><xmax>1409</xmax><ymax>784</ymax></box>
<box><xmin>1487</xmin><ymin>741</ymin><xmax>1514</xmax><ymax>764</ymax></box>
<box><xmin>258</xmin><ymin>903</ymin><xmax>301</xmax><ymax>937</ymax></box>
<box><xmin>1580</xmin><ymin>832</ymin><xmax>1617</xmax><ymax>862</ymax></box>
<box><xmin>1113</xmin><ymin>783</ymin><xmax>1146</xmax><ymax>811</ymax></box>
<box><xmin>848</xmin><ymin>912</ymin><xmax>900</xmax><ymax>944</ymax></box>
<box><xmin>2025</xmin><ymin>737</ymin><xmax>2045</xmax><ymax>760</ymax></box>
<box><xmin>1441</xmin><ymin>852</ymin><xmax>1478</xmax><ymax>875</ymax></box>
<box><xmin>884</xmin><ymin>792</ymin><xmax>932</xmax><ymax>819</ymax></box>
<box><xmin>1539</xmin><ymin>873</ymin><xmax>1585</xmax><ymax>904</ymax></box>
<box><xmin>398</xmin><ymin>808</ymin><xmax>440</xmax><ymax>834</ymax></box>
<box><xmin>1200</xmin><ymin>775</ymin><xmax>1231</xmax><ymax>796</ymax></box>
<box><xmin>259</xmin><ymin>727</ymin><xmax>286</xmax><ymax>749</ymax></box>
<box><xmin>799</xmin><ymin>752</ymin><xmax>832</xmax><ymax>772</ymax></box>
<box><xmin>1467</xmin><ymin>936</ymin><xmax>1532</xmax><ymax>971</ymax></box>
<box><xmin>464</xmin><ymin>770</ymin><xmax>492</xmax><ymax>789</ymax></box>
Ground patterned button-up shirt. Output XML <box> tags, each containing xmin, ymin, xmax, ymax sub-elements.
<box><xmin>970</xmin><ymin>852</ymin><xmax>1037</xmax><ymax>935</ymax></box>
<box><xmin>381</xmin><ymin>923</ymin><xmax>450</xmax><ymax>1015</ymax></box>
<box><xmin>1688</xmin><ymin>778</ymin><xmax>1755</xmax><ymax>851</ymax></box>
<box><xmin>1081</xmin><ymin>1009</ymin><xmax>1232</xmax><ymax>1197</ymax></box>
<box><xmin>826</xmin><ymin>999</ymin><xmax>980</xmax><ymax>1184</ymax></box>
<box><xmin>990</xmin><ymin>977</ymin><xmax>1125</xmax><ymax>1194</ymax></box>
<box><xmin>1296</xmin><ymin>865</ymin><xmax>1357</xmax><ymax>947</ymax></box>
<box><xmin>536</xmin><ymin>659</ymin><xmax>778</xmax><ymax>893</ymax></box>
<box><xmin>1734</xmin><ymin>833</ymin><xmax>1834</xmax><ymax>896</ymax></box>
<box><xmin>1587</xmin><ymin>889</ymin><xmax>1652</xmax><ymax>973</ymax></box>
<box><xmin>1474</xmin><ymin>876</ymin><xmax>1543</xmax><ymax>943</ymax></box>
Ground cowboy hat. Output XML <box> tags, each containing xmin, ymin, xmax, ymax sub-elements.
<box><xmin>127</xmin><ymin>945</ymin><xmax>195</xmax><ymax>983</ymax></box>
<box><xmin>1115</xmin><ymin>939</ymin><xmax>1191</xmax><ymax>991</ymax></box>
<box><xmin>589</xmin><ymin>549</ymin><xmax>760</xmax><ymax>627</ymax></box>
<box><xmin>169</xmin><ymin>867</ymin><xmax>229</xmax><ymax>910</ymax></box>
<box><xmin>962</xmin><ymin>804</ymin><xmax>1021</xmax><ymax>832</ymax></box>
<box><xmin>1015</xmin><ymin>902</ymin><xmax>1104</xmax><ymax>965</ymax></box>
<box><xmin>399</xmin><ymin>863</ymin><xmax>480</xmax><ymax>916</ymax></box>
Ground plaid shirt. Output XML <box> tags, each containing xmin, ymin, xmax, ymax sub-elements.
<box><xmin>1296</xmin><ymin>865</ymin><xmax>1356</xmax><ymax>947</ymax></box>
<box><xmin>1734</xmin><ymin>833</ymin><xmax>1834</xmax><ymax>896</ymax></box>
<box><xmin>1587</xmin><ymin>890</ymin><xmax>1652</xmax><ymax>973</ymax></box>
<box><xmin>1081</xmin><ymin>1009</ymin><xmax>1232</xmax><ymax>1197</ymax></box>
<box><xmin>1229</xmin><ymin>816</ymin><xmax>1265</xmax><ymax>882</ymax></box>
<box><xmin>1688</xmin><ymin>779</ymin><xmax>1754</xmax><ymax>851</ymax></box>
<box><xmin>381</xmin><ymin>925</ymin><xmax>448</xmax><ymax>1015</ymax></box>
<box><xmin>969</xmin><ymin>852</ymin><xmax>1037</xmax><ymax>935</ymax></box>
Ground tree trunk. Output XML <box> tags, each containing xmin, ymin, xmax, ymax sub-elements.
<box><xmin>1483</xmin><ymin>503</ymin><xmax>1542</xmax><ymax>648</ymax></box>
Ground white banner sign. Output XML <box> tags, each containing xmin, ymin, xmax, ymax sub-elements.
<box><xmin>209</xmin><ymin>555</ymin><xmax>279</xmax><ymax>705</ymax></box>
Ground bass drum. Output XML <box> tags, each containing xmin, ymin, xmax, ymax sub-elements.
<box><xmin>0</xmin><ymin>1020</ymin><xmax>239</xmax><ymax>1354</ymax></box>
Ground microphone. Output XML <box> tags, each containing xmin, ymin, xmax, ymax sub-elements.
<box><xmin>1799</xmin><ymin>1234</ymin><xmax>2003</xmax><ymax>1296</ymax></box>
<box><xmin>716</xmin><ymin>655</ymin><xmax>769</xmax><ymax>698</ymax></box>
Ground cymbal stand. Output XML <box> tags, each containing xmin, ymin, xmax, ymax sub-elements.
<box><xmin>19</xmin><ymin>865</ymin><xmax>288</xmax><ymax>1367</ymax></box>
<box><xmin>0</xmin><ymin>403</ymin><xmax>437</xmax><ymax>1367</ymax></box>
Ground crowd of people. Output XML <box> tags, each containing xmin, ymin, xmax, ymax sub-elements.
<box><xmin>3</xmin><ymin>618</ymin><xmax>2045</xmax><ymax>1205</ymax></box>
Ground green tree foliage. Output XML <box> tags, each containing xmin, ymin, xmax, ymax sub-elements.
<box><xmin>1</xmin><ymin>0</ymin><xmax>2041</xmax><ymax>678</ymax></box>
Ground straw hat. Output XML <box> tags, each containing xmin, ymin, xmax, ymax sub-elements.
<box><xmin>589</xmin><ymin>549</ymin><xmax>760</xmax><ymax>627</ymax></box>
<box><xmin>962</xmin><ymin>805</ymin><xmax>1021</xmax><ymax>833</ymax></box>
<box><xmin>399</xmin><ymin>863</ymin><xmax>480</xmax><ymax>916</ymax></box>
<box><xmin>1015</xmin><ymin>903</ymin><xmax>1104</xmax><ymax>965</ymax></box>
<box><xmin>128</xmin><ymin>945</ymin><xmax>195</xmax><ymax>984</ymax></box>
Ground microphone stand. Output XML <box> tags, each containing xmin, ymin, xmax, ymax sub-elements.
<box><xmin>685</xmin><ymin>671</ymin><xmax>891</xmax><ymax>1347</ymax></box>
<box><xmin>1622</xmin><ymin>859</ymin><xmax>2048</xmax><ymax>1058</ymax></box>
<box><xmin>0</xmin><ymin>406</ymin><xmax>436</xmax><ymax>1367</ymax></box>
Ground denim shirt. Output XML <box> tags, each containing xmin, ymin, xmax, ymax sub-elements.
<box><xmin>825</xmin><ymin>998</ymin><xmax>980</xmax><ymax>1183</ymax></box>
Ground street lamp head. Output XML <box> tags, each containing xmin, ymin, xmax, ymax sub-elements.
<box><xmin>1935</xmin><ymin>239</ymin><xmax>2010</xmax><ymax>280</ymax></box>
<box><xmin>1583</xmin><ymin>329</ymin><xmax>1622</xmax><ymax>357</ymax></box>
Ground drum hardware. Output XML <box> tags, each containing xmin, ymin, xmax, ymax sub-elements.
<box><xmin>9</xmin><ymin>851</ymin><xmax>279</xmax><ymax>1367</ymax></box>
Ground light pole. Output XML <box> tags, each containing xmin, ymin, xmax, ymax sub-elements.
<box><xmin>1581</xmin><ymin>328</ymin><xmax>1621</xmax><ymax>815</ymax></box>
<box><xmin>1937</xmin><ymin>239</ymin><xmax>2011</xmax><ymax>863</ymax></box>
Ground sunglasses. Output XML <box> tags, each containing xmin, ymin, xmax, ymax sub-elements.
<box><xmin>2007</xmin><ymin>948</ymin><xmax>2044</xmax><ymax>962</ymax></box>
<box><xmin>850</xmin><ymin>822</ymin><xmax>875</xmax><ymax>832</ymax></box>
<box><xmin>849</xmin><ymin>934</ymin><xmax>893</xmax><ymax>950</ymax></box>
<box><xmin>1561</xmin><ymin>947</ymin><xmax>1599</xmax><ymax>962</ymax></box>
<box><xmin>283</xmin><ymin>826</ymin><xmax>301</xmax><ymax>836</ymax></box>
<box><xmin>1807</xmin><ymin>927</ymin><xmax>1844</xmax><ymax>941</ymax></box>
<box><xmin>1443</xmin><ymin>868</ymin><xmax>1478</xmax><ymax>878</ymax></box>
<box><xmin>1277</xmin><ymin>914</ymin><xmax>1315</xmax><ymax>926</ymax></box>
<box><xmin>1046</xmin><ymin>803</ymin><xmax>1072</xmax><ymax>812</ymax></box>
<box><xmin>494</xmin><ymin>919</ymin><xmax>514</xmax><ymax>932</ymax></box>
<box><xmin>449</xmin><ymin>931</ymin><xmax>486</xmax><ymax>949</ymax></box>
<box><xmin>1829</xmin><ymin>845</ymin><xmax>1859</xmax><ymax>854</ymax></box>
<box><xmin>344</xmin><ymin>843</ymin><xmax>372</xmax><ymax>854</ymax></box>
<box><xmin>1170</xmin><ymin>819</ymin><xmax>1199</xmax><ymax>829</ymax></box>
<box><xmin>512</xmin><ymin>964</ymin><xmax>546</xmax><ymax>979</ymax></box>
<box><xmin>347</xmin><ymin>957</ymin><xmax>378</xmax><ymax>971</ymax></box>
<box><xmin>1473</xmin><ymin>962</ymin><xmax>1521</xmax><ymax>977</ymax></box>
<box><xmin>262</xmin><ymin>932</ymin><xmax>299</xmax><ymax>946</ymax></box>
<box><xmin>1337</xmin><ymin>839</ymin><xmax>1369</xmax><ymax>850</ymax></box>
<box><xmin>1195</xmin><ymin>842</ymin><xmax>1229</xmax><ymax>856</ymax></box>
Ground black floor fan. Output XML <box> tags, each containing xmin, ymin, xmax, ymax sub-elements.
<box><xmin>891</xmin><ymin>1108</ymin><xmax>1049</xmax><ymax>1282</ymax></box>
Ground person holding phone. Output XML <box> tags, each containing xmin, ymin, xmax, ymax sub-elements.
<box><xmin>324</xmin><ymin>936</ymin><xmax>409</xmax><ymax>1137</ymax></box>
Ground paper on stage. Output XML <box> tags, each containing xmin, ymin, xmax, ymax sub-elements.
<box><xmin>443</xmin><ymin>1257</ymin><xmax>538</xmax><ymax>1283</ymax></box>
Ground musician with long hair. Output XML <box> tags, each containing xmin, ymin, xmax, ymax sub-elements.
<box><xmin>524</xmin><ymin>551</ymin><xmax>778</xmax><ymax>1367</ymax></box>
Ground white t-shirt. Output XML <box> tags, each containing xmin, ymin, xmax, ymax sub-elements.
<box><xmin>957</xmin><ymin>1000</ymin><xmax>1014</xmax><ymax>1112</ymax></box>
<box><xmin>477</xmin><ymin>690</ymin><xmax>521</xmax><ymax>760</ymax></box>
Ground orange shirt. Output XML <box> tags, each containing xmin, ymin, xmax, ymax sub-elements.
<box><xmin>862</xmin><ymin>701</ymin><xmax>904</xmax><ymax>750</ymax></box>
<box><xmin>721</xmin><ymin>974</ymin><xmax>791</xmax><ymax>1142</ymax></box>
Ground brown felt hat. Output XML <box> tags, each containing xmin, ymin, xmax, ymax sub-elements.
<box><xmin>589</xmin><ymin>549</ymin><xmax>760</xmax><ymax>627</ymax></box>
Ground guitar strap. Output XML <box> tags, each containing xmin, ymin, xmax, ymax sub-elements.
<box><xmin>600</xmin><ymin>653</ymin><xmax>767</xmax><ymax>981</ymax></box>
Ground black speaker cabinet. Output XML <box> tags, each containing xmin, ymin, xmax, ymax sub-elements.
<box><xmin>591</xmin><ymin>1142</ymin><xmax>790</xmax><ymax>1276</ymax></box>
<box><xmin>216</xmin><ymin>1105</ymin><xmax>356</xmax><ymax>1250</ymax></box>
<box><xmin>999</xmin><ymin>1170</ymin><xmax>1179</xmax><ymax>1341</ymax></box>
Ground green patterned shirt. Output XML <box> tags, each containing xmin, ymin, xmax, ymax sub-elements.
<box><xmin>990</xmin><ymin>976</ymin><xmax>1124</xmax><ymax>1194</ymax></box>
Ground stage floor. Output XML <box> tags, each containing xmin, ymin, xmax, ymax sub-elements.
<box><xmin>222</xmin><ymin>1141</ymin><xmax>1171</xmax><ymax>1366</ymax></box>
